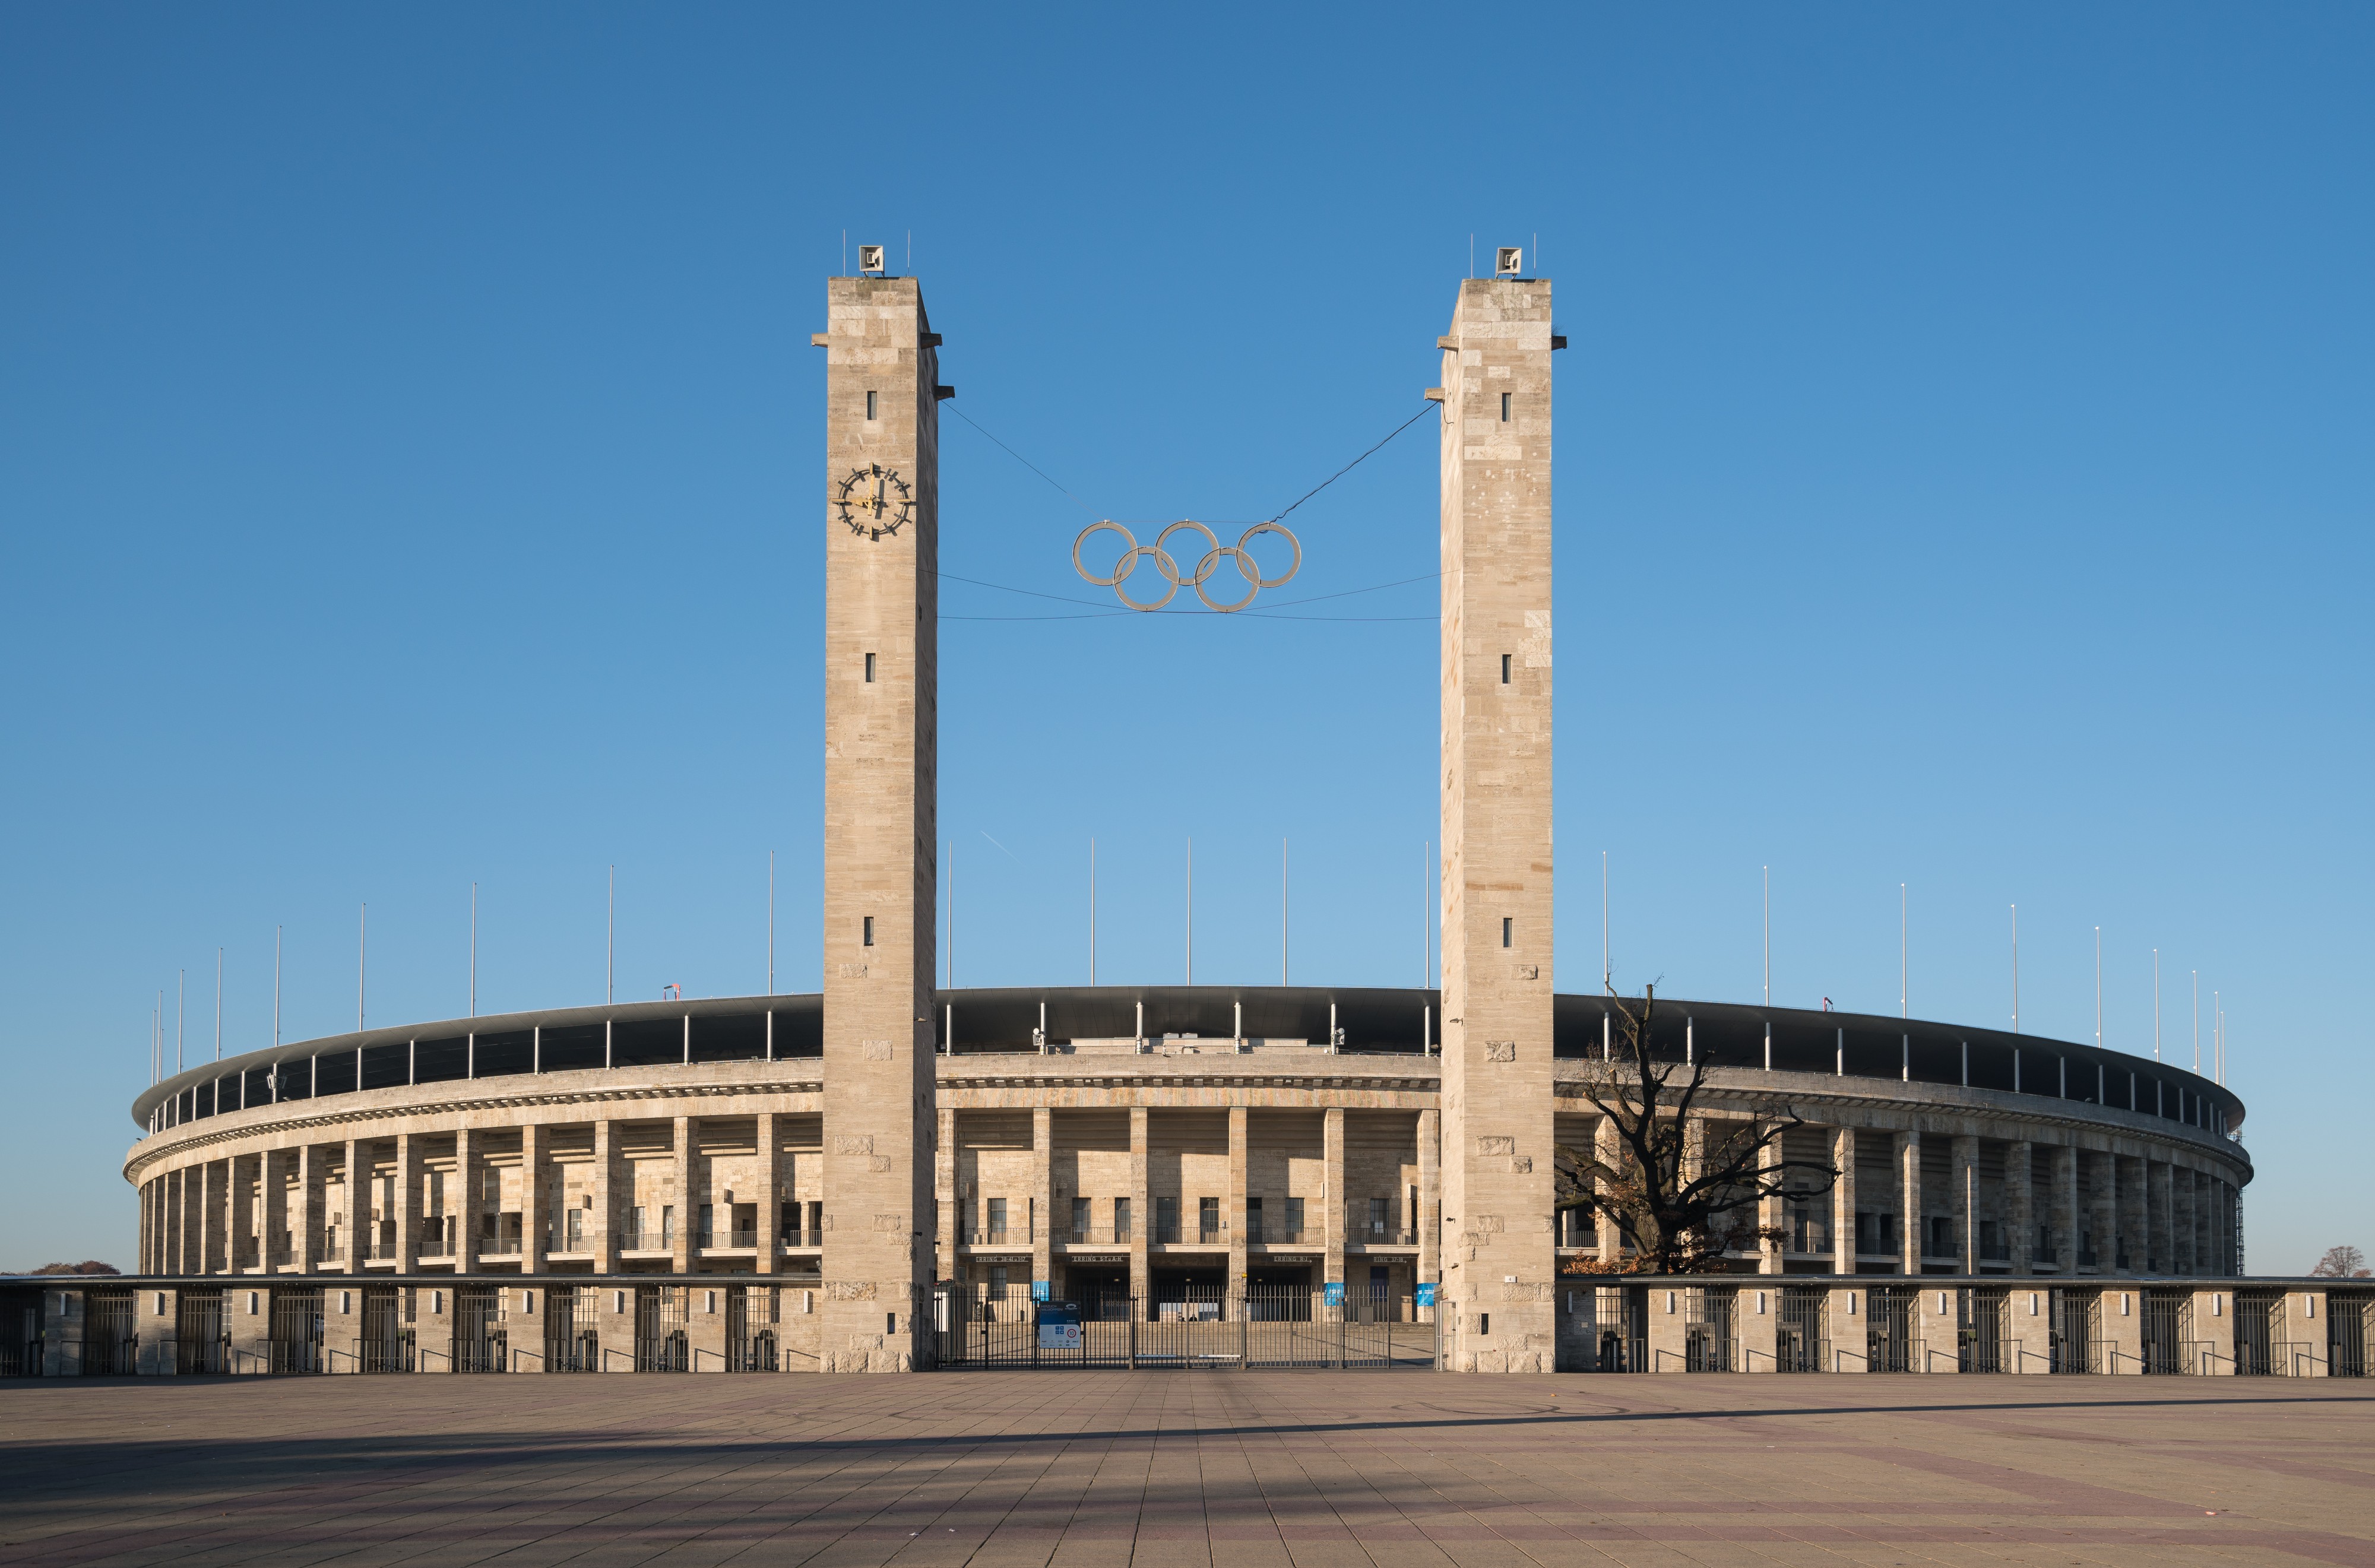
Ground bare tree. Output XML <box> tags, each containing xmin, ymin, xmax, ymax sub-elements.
<box><xmin>1553</xmin><ymin>984</ymin><xmax>1839</xmax><ymax>1275</ymax></box>
<box><xmin>2310</xmin><ymin>1244</ymin><xmax>2370</xmax><ymax>1278</ymax></box>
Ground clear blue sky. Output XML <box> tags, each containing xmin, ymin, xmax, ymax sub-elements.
<box><xmin>4</xmin><ymin>5</ymin><xmax>2367</xmax><ymax>1273</ymax></box>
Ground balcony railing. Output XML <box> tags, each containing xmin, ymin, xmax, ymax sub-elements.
<box><xmin>697</xmin><ymin>1229</ymin><xmax>760</xmax><ymax>1250</ymax></box>
<box><xmin>1350</xmin><ymin>1228</ymin><xmax>1415</xmax><ymax>1246</ymax></box>
<box><xmin>479</xmin><ymin>1238</ymin><xmax>521</xmax><ymax>1256</ymax></box>
<box><xmin>1058</xmin><ymin>1226</ymin><xmax>1131</xmax><ymax>1246</ymax></box>
<box><xmin>1247</xmin><ymin>1225</ymin><xmax>1309</xmax><ymax>1246</ymax></box>
<box><xmin>618</xmin><ymin>1230</ymin><xmax>673</xmax><ymax>1252</ymax></box>
<box><xmin>779</xmin><ymin>1224</ymin><xmax>819</xmax><ymax>1249</ymax></box>
<box><xmin>961</xmin><ymin>1225</ymin><xmax>1031</xmax><ymax>1246</ymax></box>
<box><xmin>318</xmin><ymin>1241</ymin><xmax>344</xmax><ymax>1263</ymax></box>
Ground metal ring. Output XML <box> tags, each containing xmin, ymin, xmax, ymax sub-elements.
<box><xmin>1071</xmin><ymin>522</ymin><xmax>1138</xmax><ymax>588</ymax></box>
<box><xmin>1192</xmin><ymin>547</ymin><xmax>1261</xmax><ymax>613</ymax></box>
<box><xmin>1110</xmin><ymin>545</ymin><xmax>1179</xmax><ymax>611</ymax></box>
<box><xmin>1155</xmin><ymin>521</ymin><xmax>1221</xmax><ymax>587</ymax></box>
<box><xmin>1235</xmin><ymin>522</ymin><xmax>1302</xmax><ymax>588</ymax></box>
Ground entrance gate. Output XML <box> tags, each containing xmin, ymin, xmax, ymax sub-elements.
<box><xmin>361</xmin><ymin>1285</ymin><xmax>414</xmax><ymax>1372</ymax></box>
<box><xmin>1864</xmin><ymin>1286</ymin><xmax>1915</xmax><ymax>1373</ymax></box>
<box><xmin>1959</xmin><ymin>1286</ymin><xmax>2008</xmax><ymax>1373</ymax></box>
<box><xmin>933</xmin><ymin>1287</ymin><xmax>1437</xmax><ymax>1369</ymax></box>
<box><xmin>82</xmin><ymin>1289</ymin><xmax>136</xmax><ymax>1376</ymax></box>
<box><xmin>1778</xmin><ymin>1286</ymin><xmax>1827</xmax><ymax>1372</ymax></box>
<box><xmin>635</xmin><ymin>1285</ymin><xmax>689</xmax><ymax>1371</ymax></box>
<box><xmin>2142</xmin><ymin>1289</ymin><xmax>2196</xmax><ymax>1374</ymax></box>
<box><xmin>176</xmin><ymin>1288</ymin><xmax>227</xmax><ymax>1374</ymax></box>
<box><xmin>270</xmin><ymin>1287</ymin><xmax>324</xmax><ymax>1372</ymax></box>
<box><xmin>453</xmin><ymin>1284</ymin><xmax>507</xmax><ymax>1372</ymax></box>
<box><xmin>2050</xmin><ymin>1288</ymin><xmax>2099</xmax><ymax>1374</ymax></box>
<box><xmin>544</xmin><ymin>1285</ymin><xmax>598</xmax><ymax>1372</ymax></box>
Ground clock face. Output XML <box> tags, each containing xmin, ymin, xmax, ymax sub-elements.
<box><xmin>835</xmin><ymin>464</ymin><xmax>913</xmax><ymax>539</ymax></box>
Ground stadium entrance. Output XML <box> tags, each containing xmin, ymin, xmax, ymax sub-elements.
<box><xmin>932</xmin><ymin>1285</ymin><xmax>1439</xmax><ymax>1370</ymax></box>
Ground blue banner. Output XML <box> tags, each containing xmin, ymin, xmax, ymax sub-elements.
<box><xmin>1415</xmin><ymin>1282</ymin><xmax>1437</xmax><ymax>1307</ymax></box>
<box><xmin>1031</xmin><ymin>1279</ymin><xmax>1050</xmax><ymax>1303</ymax></box>
<box><xmin>1322</xmin><ymin>1282</ymin><xmax>1344</xmax><ymax>1307</ymax></box>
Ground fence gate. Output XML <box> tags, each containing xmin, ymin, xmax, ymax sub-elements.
<box><xmin>1865</xmin><ymin>1287</ymin><xmax>1915</xmax><ymax>1373</ymax></box>
<box><xmin>1778</xmin><ymin>1286</ymin><xmax>1827</xmax><ymax>1372</ymax></box>
<box><xmin>1960</xmin><ymin>1287</ymin><xmax>2008</xmax><ymax>1373</ymax></box>
<box><xmin>176</xmin><ymin>1288</ymin><xmax>227</xmax><ymax>1374</ymax></box>
<box><xmin>2142</xmin><ymin>1289</ymin><xmax>2194</xmax><ymax>1374</ymax></box>
<box><xmin>2329</xmin><ymin>1295</ymin><xmax>2370</xmax><ymax>1378</ymax></box>
<box><xmin>270</xmin><ymin>1287</ymin><xmax>323</xmax><ymax>1373</ymax></box>
<box><xmin>726</xmin><ymin>1285</ymin><xmax>778</xmax><ymax>1371</ymax></box>
<box><xmin>2234</xmin><ymin>1288</ymin><xmax>2284</xmax><ymax>1375</ymax></box>
<box><xmin>635</xmin><ymin>1285</ymin><xmax>689</xmax><ymax>1371</ymax></box>
<box><xmin>933</xmin><ymin>1287</ymin><xmax>1435</xmax><ymax>1370</ymax></box>
<box><xmin>544</xmin><ymin>1285</ymin><xmax>598</xmax><ymax>1372</ymax></box>
<box><xmin>82</xmin><ymin>1289</ymin><xmax>136</xmax><ymax>1376</ymax></box>
<box><xmin>1684</xmin><ymin>1288</ymin><xmax>1736</xmax><ymax>1371</ymax></box>
<box><xmin>362</xmin><ymin>1285</ymin><xmax>414</xmax><ymax>1372</ymax></box>
<box><xmin>2050</xmin><ymin>1288</ymin><xmax>2098</xmax><ymax>1373</ymax></box>
<box><xmin>453</xmin><ymin>1284</ymin><xmax>507</xmax><ymax>1372</ymax></box>
<box><xmin>1572</xmin><ymin>1285</ymin><xmax>1648</xmax><ymax>1373</ymax></box>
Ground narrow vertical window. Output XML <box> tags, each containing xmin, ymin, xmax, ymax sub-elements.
<box><xmin>1502</xmin><ymin>917</ymin><xmax>1513</xmax><ymax>948</ymax></box>
<box><xmin>1500</xmin><ymin>391</ymin><xmax>1511</xmax><ymax>422</ymax></box>
<box><xmin>863</xmin><ymin>652</ymin><xmax>876</xmax><ymax>683</ymax></box>
<box><xmin>865</xmin><ymin>389</ymin><xmax>878</xmax><ymax>420</ymax></box>
<box><xmin>862</xmin><ymin>916</ymin><xmax>875</xmax><ymax>947</ymax></box>
<box><xmin>1500</xmin><ymin>653</ymin><xmax>1511</xmax><ymax>684</ymax></box>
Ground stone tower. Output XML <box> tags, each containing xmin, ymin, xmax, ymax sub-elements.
<box><xmin>818</xmin><ymin>273</ymin><xmax>942</xmax><ymax>1371</ymax></box>
<box><xmin>1436</xmin><ymin>274</ymin><xmax>1556</xmax><ymax>1373</ymax></box>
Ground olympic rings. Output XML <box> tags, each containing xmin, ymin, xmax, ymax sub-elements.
<box><xmin>1072</xmin><ymin>520</ymin><xmax>1302</xmax><ymax>613</ymax></box>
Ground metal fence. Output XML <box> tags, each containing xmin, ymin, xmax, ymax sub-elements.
<box><xmin>934</xmin><ymin>1287</ymin><xmax>1437</xmax><ymax>1370</ymax></box>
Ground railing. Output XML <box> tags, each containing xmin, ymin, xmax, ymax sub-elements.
<box><xmin>618</xmin><ymin>1230</ymin><xmax>672</xmax><ymax>1251</ymax></box>
<box><xmin>962</xmin><ymin>1226</ymin><xmax>1026</xmax><ymax>1245</ymax></box>
<box><xmin>780</xmin><ymin>1225</ymin><xmax>819</xmax><ymax>1249</ymax></box>
<box><xmin>1060</xmin><ymin>1227</ymin><xmax>1132</xmax><ymax>1245</ymax></box>
<box><xmin>1350</xmin><ymin>1229</ymin><xmax>1416</xmax><ymax>1246</ymax></box>
<box><xmin>318</xmin><ymin>1241</ymin><xmax>344</xmax><ymax>1262</ymax></box>
<box><xmin>366</xmin><ymin>1241</ymin><xmax>402</xmax><ymax>1262</ymax></box>
<box><xmin>479</xmin><ymin>1238</ymin><xmax>521</xmax><ymax>1256</ymax></box>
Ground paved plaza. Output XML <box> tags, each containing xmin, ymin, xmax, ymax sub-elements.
<box><xmin>4</xmin><ymin>1373</ymin><xmax>2373</xmax><ymax>1567</ymax></box>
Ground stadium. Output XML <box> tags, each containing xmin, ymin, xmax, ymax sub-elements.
<box><xmin>12</xmin><ymin>265</ymin><xmax>2360</xmax><ymax>1379</ymax></box>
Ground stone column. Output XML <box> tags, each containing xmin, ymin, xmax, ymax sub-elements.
<box><xmin>1895</xmin><ymin>1132</ymin><xmax>1921</xmax><ymax>1275</ymax></box>
<box><xmin>2123</xmin><ymin>1154</ymin><xmax>2149</xmax><ymax>1275</ymax></box>
<box><xmin>759</xmin><ymin>1111</ymin><xmax>783</xmax><ymax>1278</ymax></box>
<box><xmin>1757</xmin><ymin>1124</ymin><xmax>1784</xmax><ymax>1275</ymax></box>
<box><xmin>592</xmin><ymin>1120</ymin><xmax>617</xmax><ymax>1273</ymax></box>
<box><xmin>2089</xmin><ymin>1149</ymin><xmax>2117</xmax><ymax>1274</ymax></box>
<box><xmin>1128</xmin><ymin>1107</ymin><xmax>1150</xmax><ymax>1307</ymax></box>
<box><xmin>395</xmin><ymin>1133</ymin><xmax>420</xmax><ymax>1272</ymax></box>
<box><xmin>1323</xmin><ymin>1107</ymin><xmax>1345</xmax><ymax>1300</ymax></box>
<box><xmin>1435</xmin><ymin>274</ymin><xmax>1557</xmax><ymax>1373</ymax></box>
<box><xmin>1226</xmin><ymin>1105</ymin><xmax>1248</xmax><ymax>1310</ymax></box>
<box><xmin>297</xmin><ymin>1145</ymin><xmax>322</xmax><ymax>1272</ymax></box>
<box><xmin>2176</xmin><ymin>1167</ymin><xmax>2198</xmax><ymax>1275</ymax></box>
<box><xmin>261</xmin><ymin>1149</ymin><xmax>289</xmax><ymax>1272</ymax></box>
<box><xmin>1950</xmin><ymin>1135</ymin><xmax>1978</xmax><ymax>1274</ymax></box>
<box><xmin>521</xmin><ymin>1123</ymin><xmax>547</xmax><ymax>1274</ymax></box>
<box><xmin>672</xmin><ymin>1116</ymin><xmax>693</xmax><ymax>1274</ymax></box>
<box><xmin>454</xmin><ymin>1129</ymin><xmax>477</xmax><ymax>1274</ymax></box>
<box><xmin>1417</xmin><ymin>1107</ymin><xmax>1440</xmax><ymax>1301</ymax></box>
<box><xmin>2004</xmin><ymin>1140</ymin><xmax>2033</xmax><ymax>1274</ymax></box>
<box><xmin>342</xmin><ymin>1139</ymin><xmax>365</xmax><ymax>1269</ymax></box>
<box><xmin>930</xmin><ymin>1107</ymin><xmax>953</xmax><ymax>1285</ymax></box>
<box><xmin>1031</xmin><ymin>1107</ymin><xmax>1054</xmax><ymax>1299</ymax></box>
<box><xmin>205</xmin><ymin>1158</ymin><xmax>228</xmax><ymax>1274</ymax></box>
<box><xmin>1831</xmin><ymin>1128</ymin><xmax>1858</xmax><ymax>1275</ymax></box>
<box><xmin>2051</xmin><ymin>1145</ymin><xmax>2079</xmax><ymax>1274</ymax></box>
<box><xmin>1593</xmin><ymin>1116</ymin><xmax>1623</xmax><ymax>1261</ymax></box>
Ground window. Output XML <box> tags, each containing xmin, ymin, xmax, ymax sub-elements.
<box><xmin>863</xmin><ymin>652</ymin><xmax>875</xmax><ymax>683</ymax></box>
<box><xmin>866</xmin><ymin>389</ymin><xmax>878</xmax><ymax>420</ymax></box>
<box><xmin>1479</xmin><ymin>1312</ymin><xmax>1490</xmax><ymax>1336</ymax></box>
<box><xmin>566</xmin><ymin>1209</ymin><xmax>584</xmax><ymax>1250</ymax></box>
<box><xmin>1072</xmin><ymin>1196</ymin><xmax>1090</xmax><ymax>1242</ymax></box>
<box><xmin>1502</xmin><ymin>917</ymin><xmax>1513</xmax><ymax>948</ymax></box>
<box><xmin>988</xmin><ymin>1265</ymin><xmax>1008</xmax><ymax>1300</ymax></box>
<box><xmin>482</xmin><ymin>1167</ymin><xmax>498</xmax><ymax>1201</ymax></box>
<box><xmin>1246</xmin><ymin>1196</ymin><xmax>1264</xmax><ymax>1243</ymax></box>
<box><xmin>1500</xmin><ymin>391</ymin><xmax>1510</xmax><ymax>422</ymax></box>
<box><xmin>1156</xmin><ymin>1196</ymin><xmax>1177</xmax><ymax>1243</ymax></box>
<box><xmin>698</xmin><ymin>1202</ymin><xmax>715</xmax><ymax>1247</ymax></box>
<box><xmin>863</xmin><ymin>916</ymin><xmax>875</xmax><ymax>947</ymax></box>
<box><xmin>1370</xmin><ymin>1198</ymin><xmax>1388</xmax><ymax>1238</ymax></box>
<box><xmin>1113</xmin><ymin>1197</ymin><xmax>1131</xmax><ymax>1241</ymax></box>
<box><xmin>986</xmin><ymin>1197</ymin><xmax>1007</xmax><ymax>1242</ymax></box>
<box><xmin>1284</xmin><ymin>1195</ymin><xmax>1303</xmax><ymax>1241</ymax></box>
<box><xmin>1370</xmin><ymin>1265</ymin><xmax>1389</xmax><ymax>1301</ymax></box>
<box><xmin>1198</xmin><ymin>1196</ymin><xmax>1220</xmax><ymax>1243</ymax></box>
<box><xmin>1501</xmin><ymin>653</ymin><xmax>1510</xmax><ymax>683</ymax></box>
<box><xmin>630</xmin><ymin>1205</ymin><xmax>648</xmax><ymax>1246</ymax></box>
<box><xmin>661</xmin><ymin>1205</ymin><xmax>675</xmax><ymax>1246</ymax></box>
